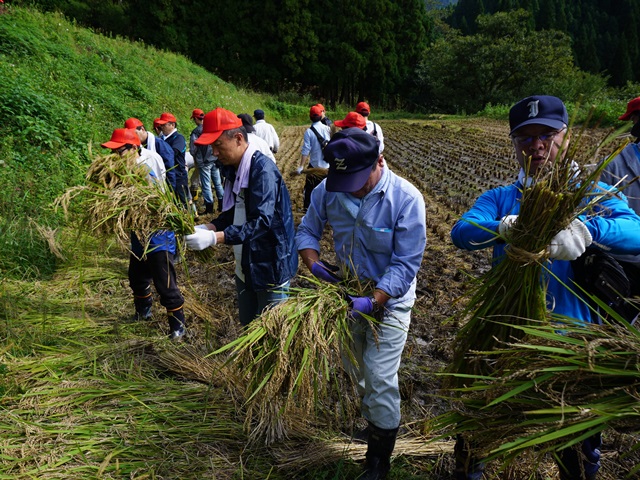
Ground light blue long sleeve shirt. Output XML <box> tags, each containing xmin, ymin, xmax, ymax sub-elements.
<box><xmin>295</xmin><ymin>167</ymin><xmax>427</xmax><ymax>309</ymax></box>
<box><xmin>301</xmin><ymin>121</ymin><xmax>331</xmax><ymax>168</ymax></box>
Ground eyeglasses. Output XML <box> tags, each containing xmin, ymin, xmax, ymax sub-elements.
<box><xmin>512</xmin><ymin>128</ymin><xmax>565</xmax><ymax>146</ymax></box>
<box><xmin>116</xmin><ymin>145</ymin><xmax>131</xmax><ymax>156</ymax></box>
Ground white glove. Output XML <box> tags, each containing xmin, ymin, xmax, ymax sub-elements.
<box><xmin>185</xmin><ymin>228</ymin><xmax>217</xmax><ymax>250</ymax></box>
<box><xmin>195</xmin><ymin>224</ymin><xmax>209</xmax><ymax>230</ymax></box>
<box><xmin>547</xmin><ymin>219</ymin><xmax>593</xmax><ymax>261</ymax></box>
<box><xmin>498</xmin><ymin>215</ymin><xmax>518</xmax><ymax>236</ymax></box>
<box><xmin>295</xmin><ymin>166</ymin><xmax>304</xmax><ymax>175</ymax></box>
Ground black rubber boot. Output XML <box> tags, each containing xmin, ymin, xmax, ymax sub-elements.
<box><xmin>359</xmin><ymin>422</ymin><xmax>398</xmax><ymax>480</ymax></box>
<box><xmin>453</xmin><ymin>434</ymin><xmax>485</xmax><ymax>480</ymax></box>
<box><xmin>131</xmin><ymin>290</ymin><xmax>153</xmax><ymax>321</ymax></box>
<box><xmin>168</xmin><ymin>307</ymin><xmax>186</xmax><ymax>341</ymax></box>
<box><xmin>204</xmin><ymin>202</ymin><xmax>214</xmax><ymax>214</ymax></box>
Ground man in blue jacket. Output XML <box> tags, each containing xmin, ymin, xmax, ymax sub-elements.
<box><xmin>183</xmin><ymin>107</ymin><xmax>297</xmax><ymax>326</ymax></box>
<box><xmin>157</xmin><ymin>112</ymin><xmax>189</xmax><ymax>207</ymax></box>
<box><xmin>451</xmin><ymin>95</ymin><xmax>640</xmax><ymax>480</ymax></box>
<box><xmin>296</xmin><ymin>128</ymin><xmax>427</xmax><ymax>480</ymax></box>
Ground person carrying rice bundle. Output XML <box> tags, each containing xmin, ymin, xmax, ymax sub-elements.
<box><xmin>101</xmin><ymin>128</ymin><xmax>186</xmax><ymax>341</ymax></box>
<box><xmin>450</xmin><ymin>95</ymin><xmax>640</xmax><ymax>480</ymax></box>
<box><xmin>295</xmin><ymin>128</ymin><xmax>427</xmax><ymax>480</ymax></box>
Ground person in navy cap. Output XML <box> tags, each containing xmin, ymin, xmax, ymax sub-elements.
<box><xmin>295</xmin><ymin>128</ymin><xmax>427</xmax><ymax>480</ymax></box>
<box><xmin>451</xmin><ymin>95</ymin><xmax>640</xmax><ymax>480</ymax></box>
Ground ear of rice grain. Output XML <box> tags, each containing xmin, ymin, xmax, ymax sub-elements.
<box><xmin>212</xmin><ymin>276</ymin><xmax>377</xmax><ymax>445</ymax></box>
<box><xmin>55</xmin><ymin>152</ymin><xmax>195</xmax><ymax>256</ymax></box>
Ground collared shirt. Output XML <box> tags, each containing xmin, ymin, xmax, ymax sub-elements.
<box><xmin>364</xmin><ymin>119</ymin><xmax>385</xmax><ymax>153</ymax></box>
<box><xmin>253</xmin><ymin>119</ymin><xmax>280</xmax><ymax>153</ymax></box>
<box><xmin>301</xmin><ymin>121</ymin><xmax>331</xmax><ymax>168</ymax></box>
<box><xmin>295</xmin><ymin>167</ymin><xmax>427</xmax><ymax>309</ymax></box>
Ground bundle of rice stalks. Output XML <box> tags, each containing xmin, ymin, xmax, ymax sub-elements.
<box><xmin>447</xmin><ymin>134</ymin><xmax>626</xmax><ymax>384</ymax></box>
<box><xmin>212</xmin><ymin>276</ymin><xmax>375</xmax><ymax>445</ymax></box>
<box><xmin>55</xmin><ymin>152</ymin><xmax>195</xmax><ymax>255</ymax></box>
<box><xmin>431</xmin><ymin>319</ymin><xmax>640</xmax><ymax>473</ymax></box>
<box><xmin>302</xmin><ymin>166</ymin><xmax>328</xmax><ymax>179</ymax></box>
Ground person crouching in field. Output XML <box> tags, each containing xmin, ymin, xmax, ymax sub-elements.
<box><xmin>450</xmin><ymin>95</ymin><xmax>640</xmax><ymax>480</ymax></box>
<box><xmin>101</xmin><ymin>128</ymin><xmax>186</xmax><ymax>341</ymax></box>
<box><xmin>296</xmin><ymin>128</ymin><xmax>427</xmax><ymax>480</ymax></box>
<box><xmin>183</xmin><ymin>108</ymin><xmax>297</xmax><ymax>326</ymax></box>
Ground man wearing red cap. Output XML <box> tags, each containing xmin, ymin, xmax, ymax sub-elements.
<box><xmin>189</xmin><ymin>108</ymin><xmax>224</xmax><ymax>215</ymax></box>
<box><xmin>356</xmin><ymin>102</ymin><xmax>384</xmax><ymax>153</ymax></box>
<box><xmin>101</xmin><ymin>128</ymin><xmax>186</xmax><ymax>341</ymax></box>
<box><xmin>334</xmin><ymin>111</ymin><xmax>367</xmax><ymax>130</ymax></box>
<box><xmin>315</xmin><ymin>103</ymin><xmax>332</xmax><ymax>127</ymax></box>
<box><xmin>156</xmin><ymin>112</ymin><xmax>189</xmax><ymax>207</ymax></box>
<box><xmin>296</xmin><ymin>128</ymin><xmax>426</xmax><ymax>480</ymax></box>
<box><xmin>183</xmin><ymin>108</ymin><xmax>297</xmax><ymax>326</ymax></box>
<box><xmin>296</xmin><ymin>105</ymin><xmax>332</xmax><ymax>212</ymax></box>
<box><xmin>124</xmin><ymin>117</ymin><xmax>176</xmax><ymax>192</ymax></box>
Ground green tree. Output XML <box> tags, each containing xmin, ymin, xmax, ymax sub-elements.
<box><xmin>416</xmin><ymin>9</ymin><xmax>581</xmax><ymax>112</ymax></box>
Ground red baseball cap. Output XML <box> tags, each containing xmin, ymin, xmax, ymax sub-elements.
<box><xmin>334</xmin><ymin>112</ymin><xmax>366</xmax><ymax>129</ymax></box>
<box><xmin>101</xmin><ymin>128</ymin><xmax>141</xmax><ymax>149</ymax></box>
<box><xmin>194</xmin><ymin>107</ymin><xmax>243</xmax><ymax>145</ymax></box>
<box><xmin>356</xmin><ymin>102</ymin><xmax>370</xmax><ymax>115</ymax></box>
<box><xmin>619</xmin><ymin>97</ymin><xmax>640</xmax><ymax>121</ymax></box>
<box><xmin>310</xmin><ymin>105</ymin><xmax>323</xmax><ymax>118</ymax></box>
<box><xmin>124</xmin><ymin>117</ymin><xmax>144</xmax><ymax>129</ymax></box>
<box><xmin>191</xmin><ymin>108</ymin><xmax>205</xmax><ymax>119</ymax></box>
<box><xmin>316</xmin><ymin>103</ymin><xmax>325</xmax><ymax>111</ymax></box>
<box><xmin>155</xmin><ymin>112</ymin><xmax>177</xmax><ymax>125</ymax></box>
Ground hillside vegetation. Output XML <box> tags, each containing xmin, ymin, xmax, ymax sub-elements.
<box><xmin>0</xmin><ymin>6</ymin><xmax>310</xmax><ymax>280</ymax></box>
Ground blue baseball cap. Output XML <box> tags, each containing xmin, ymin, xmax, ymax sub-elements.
<box><xmin>253</xmin><ymin>109</ymin><xmax>265</xmax><ymax>120</ymax></box>
<box><xmin>509</xmin><ymin>95</ymin><xmax>568</xmax><ymax>134</ymax></box>
<box><xmin>325</xmin><ymin>129</ymin><xmax>379</xmax><ymax>192</ymax></box>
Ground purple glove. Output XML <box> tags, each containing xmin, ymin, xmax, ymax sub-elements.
<box><xmin>311</xmin><ymin>261</ymin><xmax>342</xmax><ymax>283</ymax></box>
<box><xmin>347</xmin><ymin>295</ymin><xmax>374</xmax><ymax>320</ymax></box>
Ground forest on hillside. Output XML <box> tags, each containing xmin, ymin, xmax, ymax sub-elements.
<box><xmin>450</xmin><ymin>0</ymin><xmax>640</xmax><ymax>87</ymax></box>
<box><xmin>20</xmin><ymin>0</ymin><xmax>639</xmax><ymax>113</ymax></box>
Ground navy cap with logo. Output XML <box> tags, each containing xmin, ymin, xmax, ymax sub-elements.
<box><xmin>509</xmin><ymin>95</ymin><xmax>568</xmax><ymax>135</ymax></box>
<box><xmin>325</xmin><ymin>128</ymin><xmax>380</xmax><ymax>192</ymax></box>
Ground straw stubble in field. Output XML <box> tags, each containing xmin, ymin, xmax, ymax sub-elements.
<box><xmin>1</xmin><ymin>119</ymin><xmax>634</xmax><ymax>479</ymax></box>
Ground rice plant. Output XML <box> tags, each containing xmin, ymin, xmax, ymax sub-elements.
<box><xmin>55</xmin><ymin>152</ymin><xmax>196</xmax><ymax>257</ymax></box>
<box><xmin>212</xmin><ymin>275</ymin><xmax>376</xmax><ymax>445</ymax></box>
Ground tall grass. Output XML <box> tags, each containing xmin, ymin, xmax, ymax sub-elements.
<box><xmin>0</xmin><ymin>6</ymin><xmax>297</xmax><ymax>279</ymax></box>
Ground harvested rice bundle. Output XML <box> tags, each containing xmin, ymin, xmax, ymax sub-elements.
<box><xmin>433</xmin><ymin>320</ymin><xmax>640</xmax><ymax>469</ymax></box>
<box><xmin>447</xmin><ymin>139</ymin><xmax>626</xmax><ymax>384</ymax></box>
<box><xmin>213</xmin><ymin>276</ymin><xmax>373</xmax><ymax>445</ymax></box>
<box><xmin>302</xmin><ymin>166</ymin><xmax>328</xmax><ymax>179</ymax></box>
<box><xmin>56</xmin><ymin>152</ymin><xmax>195</xmax><ymax>255</ymax></box>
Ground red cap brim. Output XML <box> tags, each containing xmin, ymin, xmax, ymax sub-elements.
<box><xmin>101</xmin><ymin>141</ymin><xmax>125</xmax><ymax>149</ymax></box>
<box><xmin>194</xmin><ymin>131</ymin><xmax>223</xmax><ymax>146</ymax></box>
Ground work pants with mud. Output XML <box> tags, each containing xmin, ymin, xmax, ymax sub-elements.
<box><xmin>341</xmin><ymin>304</ymin><xmax>411</xmax><ymax>431</ymax></box>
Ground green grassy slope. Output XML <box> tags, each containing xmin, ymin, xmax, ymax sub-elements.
<box><xmin>0</xmin><ymin>6</ymin><xmax>307</xmax><ymax>279</ymax></box>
